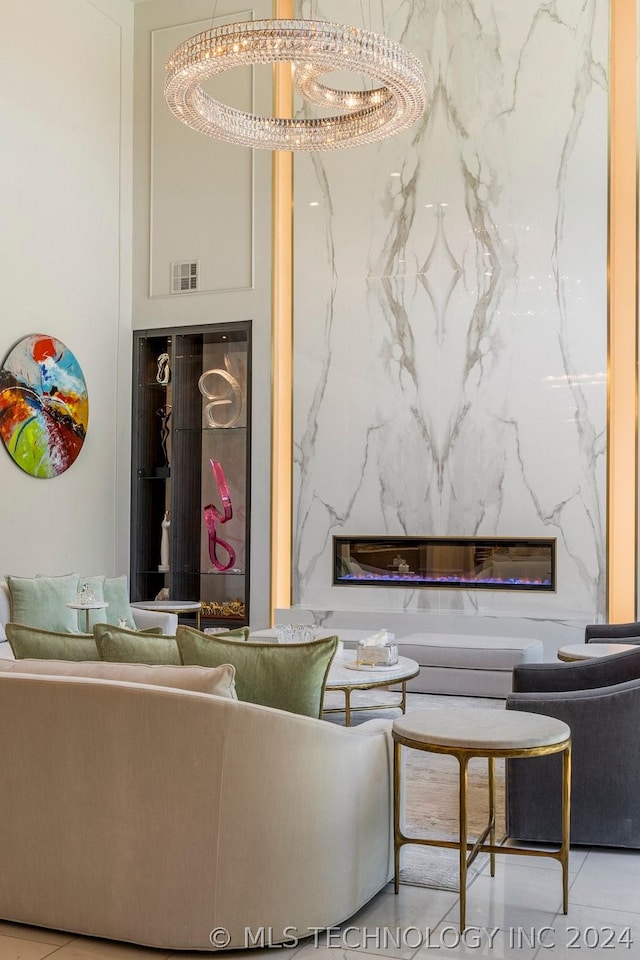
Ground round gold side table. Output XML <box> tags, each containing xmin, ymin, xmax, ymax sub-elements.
<box><xmin>392</xmin><ymin>708</ymin><xmax>571</xmax><ymax>931</ymax></box>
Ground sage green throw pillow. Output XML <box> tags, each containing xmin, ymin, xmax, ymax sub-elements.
<box><xmin>6</xmin><ymin>574</ymin><xmax>81</xmax><ymax>633</ymax></box>
<box><xmin>6</xmin><ymin>622</ymin><xmax>99</xmax><ymax>661</ymax></box>
<box><xmin>94</xmin><ymin>622</ymin><xmax>180</xmax><ymax>665</ymax></box>
<box><xmin>203</xmin><ymin>626</ymin><xmax>251</xmax><ymax>641</ymax></box>
<box><xmin>220</xmin><ymin>626</ymin><xmax>250</xmax><ymax>640</ymax></box>
<box><xmin>176</xmin><ymin>625</ymin><xmax>338</xmax><ymax>717</ymax></box>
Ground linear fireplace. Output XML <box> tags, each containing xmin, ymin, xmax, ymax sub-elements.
<box><xmin>333</xmin><ymin>536</ymin><xmax>556</xmax><ymax>591</ymax></box>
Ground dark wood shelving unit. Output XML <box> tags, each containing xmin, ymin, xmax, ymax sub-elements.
<box><xmin>131</xmin><ymin>322</ymin><xmax>251</xmax><ymax>628</ymax></box>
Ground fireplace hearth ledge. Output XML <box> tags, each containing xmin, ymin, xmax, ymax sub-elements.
<box><xmin>274</xmin><ymin>607</ymin><xmax>589</xmax><ymax>664</ymax></box>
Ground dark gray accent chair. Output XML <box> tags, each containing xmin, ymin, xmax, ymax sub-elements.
<box><xmin>506</xmin><ymin>648</ymin><xmax>640</xmax><ymax>848</ymax></box>
<box><xmin>585</xmin><ymin>620</ymin><xmax>640</xmax><ymax>643</ymax></box>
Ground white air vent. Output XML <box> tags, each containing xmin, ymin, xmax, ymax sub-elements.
<box><xmin>171</xmin><ymin>260</ymin><xmax>199</xmax><ymax>294</ymax></box>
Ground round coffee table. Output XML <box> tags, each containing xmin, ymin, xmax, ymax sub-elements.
<box><xmin>392</xmin><ymin>708</ymin><xmax>571</xmax><ymax>931</ymax></box>
<box><xmin>324</xmin><ymin>654</ymin><xmax>419</xmax><ymax>726</ymax></box>
<box><xmin>557</xmin><ymin>642</ymin><xmax>638</xmax><ymax>661</ymax></box>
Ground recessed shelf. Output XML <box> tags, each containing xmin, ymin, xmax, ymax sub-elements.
<box><xmin>131</xmin><ymin>321</ymin><xmax>252</xmax><ymax>626</ymax></box>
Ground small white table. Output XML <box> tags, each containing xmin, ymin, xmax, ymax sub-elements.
<box><xmin>557</xmin><ymin>642</ymin><xmax>638</xmax><ymax>661</ymax></box>
<box><xmin>392</xmin><ymin>708</ymin><xmax>571</xmax><ymax>931</ymax></box>
<box><xmin>324</xmin><ymin>653</ymin><xmax>420</xmax><ymax>726</ymax></box>
<box><xmin>66</xmin><ymin>601</ymin><xmax>108</xmax><ymax>633</ymax></box>
<box><xmin>130</xmin><ymin>600</ymin><xmax>202</xmax><ymax>630</ymax></box>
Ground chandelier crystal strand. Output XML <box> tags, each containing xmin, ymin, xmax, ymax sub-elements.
<box><xmin>165</xmin><ymin>19</ymin><xmax>427</xmax><ymax>151</ymax></box>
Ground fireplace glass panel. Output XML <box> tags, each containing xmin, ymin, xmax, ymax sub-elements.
<box><xmin>333</xmin><ymin>537</ymin><xmax>555</xmax><ymax>591</ymax></box>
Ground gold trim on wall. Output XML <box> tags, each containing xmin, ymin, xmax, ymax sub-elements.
<box><xmin>270</xmin><ymin>0</ymin><xmax>294</xmax><ymax>620</ymax></box>
<box><xmin>608</xmin><ymin>0</ymin><xmax>638</xmax><ymax>621</ymax></box>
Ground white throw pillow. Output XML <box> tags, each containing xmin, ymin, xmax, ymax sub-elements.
<box><xmin>0</xmin><ymin>658</ymin><xmax>237</xmax><ymax>698</ymax></box>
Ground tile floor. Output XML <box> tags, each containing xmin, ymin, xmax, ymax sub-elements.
<box><xmin>0</xmin><ymin>693</ymin><xmax>637</xmax><ymax>960</ymax></box>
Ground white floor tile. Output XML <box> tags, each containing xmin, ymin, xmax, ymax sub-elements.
<box><xmin>0</xmin><ymin>923</ymin><xmax>73</xmax><ymax>947</ymax></box>
<box><xmin>295</xmin><ymin>887</ymin><xmax>458</xmax><ymax>959</ymax></box>
<box><xmin>441</xmin><ymin>861</ymin><xmax>560</xmax><ymax>932</ymax></box>
<box><xmin>532</xmin><ymin>903</ymin><xmax>640</xmax><ymax>959</ymax></box>
<box><xmin>569</xmin><ymin>847</ymin><xmax>640</xmax><ymax>914</ymax></box>
<box><xmin>0</xmin><ymin>934</ymin><xmax>70</xmax><ymax>960</ymax></box>
<box><xmin>414</xmin><ymin>925</ymin><xmax>539</xmax><ymax>959</ymax></box>
<box><xmin>48</xmin><ymin>938</ymin><xmax>172</xmax><ymax>960</ymax></box>
<box><xmin>170</xmin><ymin>948</ymin><xmax>304</xmax><ymax>960</ymax></box>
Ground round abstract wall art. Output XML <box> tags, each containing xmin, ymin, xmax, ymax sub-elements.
<box><xmin>0</xmin><ymin>334</ymin><xmax>89</xmax><ymax>478</ymax></box>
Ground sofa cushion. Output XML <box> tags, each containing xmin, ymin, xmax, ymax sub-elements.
<box><xmin>6</xmin><ymin>622</ymin><xmax>99</xmax><ymax>661</ymax></box>
<box><xmin>176</xmin><ymin>625</ymin><xmax>338</xmax><ymax>718</ymax></box>
<box><xmin>6</xmin><ymin>574</ymin><xmax>81</xmax><ymax>633</ymax></box>
<box><xmin>0</xmin><ymin>658</ymin><xmax>237</xmax><ymax>698</ymax></box>
<box><xmin>94</xmin><ymin>622</ymin><xmax>180</xmax><ymax>665</ymax></box>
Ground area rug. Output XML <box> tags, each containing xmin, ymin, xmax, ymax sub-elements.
<box><xmin>400</xmin><ymin>748</ymin><xmax>506</xmax><ymax>891</ymax></box>
<box><xmin>324</xmin><ymin>690</ymin><xmax>506</xmax><ymax>892</ymax></box>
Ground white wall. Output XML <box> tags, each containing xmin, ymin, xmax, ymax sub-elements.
<box><xmin>132</xmin><ymin>0</ymin><xmax>273</xmax><ymax>627</ymax></box>
<box><xmin>0</xmin><ymin>0</ymin><xmax>133</xmax><ymax>578</ymax></box>
<box><xmin>292</xmin><ymin>0</ymin><xmax>608</xmax><ymax>639</ymax></box>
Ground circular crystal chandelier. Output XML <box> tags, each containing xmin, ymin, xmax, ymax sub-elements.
<box><xmin>165</xmin><ymin>19</ymin><xmax>427</xmax><ymax>151</ymax></box>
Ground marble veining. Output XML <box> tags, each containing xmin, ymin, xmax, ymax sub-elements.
<box><xmin>293</xmin><ymin>0</ymin><xmax>608</xmax><ymax>621</ymax></box>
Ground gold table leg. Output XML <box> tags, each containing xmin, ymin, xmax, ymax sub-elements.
<box><xmin>488</xmin><ymin>757</ymin><xmax>496</xmax><ymax>877</ymax></box>
<box><xmin>561</xmin><ymin>743</ymin><xmax>572</xmax><ymax>913</ymax></box>
<box><xmin>344</xmin><ymin>689</ymin><xmax>352</xmax><ymax>726</ymax></box>
<box><xmin>458</xmin><ymin>755</ymin><xmax>469</xmax><ymax>931</ymax></box>
<box><xmin>394</xmin><ymin>739</ymin><xmax>401</xmax><ymax>893</ymax></box>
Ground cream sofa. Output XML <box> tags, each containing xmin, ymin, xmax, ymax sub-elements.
<box><xmin>0</xmin><ymin>666</ymin><xmax>394</xmax><ymax>949</ymax></box>
<box><xmin>0</xmin><ymin>581</ymin><xmax>177</xmax><ymax>646</ymax></box>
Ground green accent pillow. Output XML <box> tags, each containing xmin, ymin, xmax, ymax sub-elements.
<box><xmin>204</xmin><ymin>626</ymin><xmax>250</xmax><ymax>641</ymax></box>
<box><xmin>94</xmin><ymin>622</ymin><xmax>180</xmax><ymax>665</ymax></box>
<box><xmin>6</xmin><ymin>622</ymin><xmax>99</xmax><ymax>661</ymax></box>
<box><xmin>102</xmin><ymin>575</ymin><xmax>136</xmax><ymax>629</ymax></box>
<box><xmin>176</xmin><ymin>625</ymin><xmax>338</xmax><ymax>717</ymax></box>
<box><xmin>6</xmin><ymin>574</ymin><xmax>81</xmax><ymax>633</ymax></box>
<box><xmin>222</xmin><ymin>626</ymin><xmax>250</xmax><ymax>640</ymax></box>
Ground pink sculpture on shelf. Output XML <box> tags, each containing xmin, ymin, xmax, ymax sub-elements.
<box><xmin>203</xmin><ymin>459</ymin><xmax>236</xmax><ymax>571</ymax></box>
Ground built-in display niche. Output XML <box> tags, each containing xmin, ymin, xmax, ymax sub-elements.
<box><xmin>334</xmin><ymin>537</ymin><xmax>555</xmax><ymax>592</ymax></box>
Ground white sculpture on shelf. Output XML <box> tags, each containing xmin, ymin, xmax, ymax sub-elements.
<box><xmin>159</xmin><ymin>511</ymin><xmax>170</xmax><ymax>572</ymax></box>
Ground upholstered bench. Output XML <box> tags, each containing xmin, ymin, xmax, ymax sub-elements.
<box><xmin>398</xmin><ymin>633</ymin><xmax>545</xmax><ymax>698</ymax></box>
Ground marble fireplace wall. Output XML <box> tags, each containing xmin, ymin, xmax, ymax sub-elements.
<box><xmin>292</xmin><ymin>0</ymin><xmax>608</xmax><ymax>625</ymax></box>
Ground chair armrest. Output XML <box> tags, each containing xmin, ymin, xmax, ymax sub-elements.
<box><xmin>132</xmin><ymin>609</ymin><xmax>178</xmax><ymax>635</ymax></box>
<box><xmin>586</xmin><ymin>621</ymin><xmax>640</xmax><ymax>642</ymax></box>
<box><xmin>513</xmin><ymin>648</ymin><xmax>640</xmax><ymax>693</ymax></box>
<box><xmin>508</xmin><ymin>679</ymin><xmax>640</xmax><ymax>746</ymax></box>
<box><xmin>350</xmin><ymin>719</ymin><xmax>393</xmax><ymax>737</ymax></box>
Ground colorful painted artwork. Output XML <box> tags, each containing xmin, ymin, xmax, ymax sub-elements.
<box><xmin>0</xmin><ymin>334</ymin><xmax>89</xmax><ymax>478</ymax></box>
